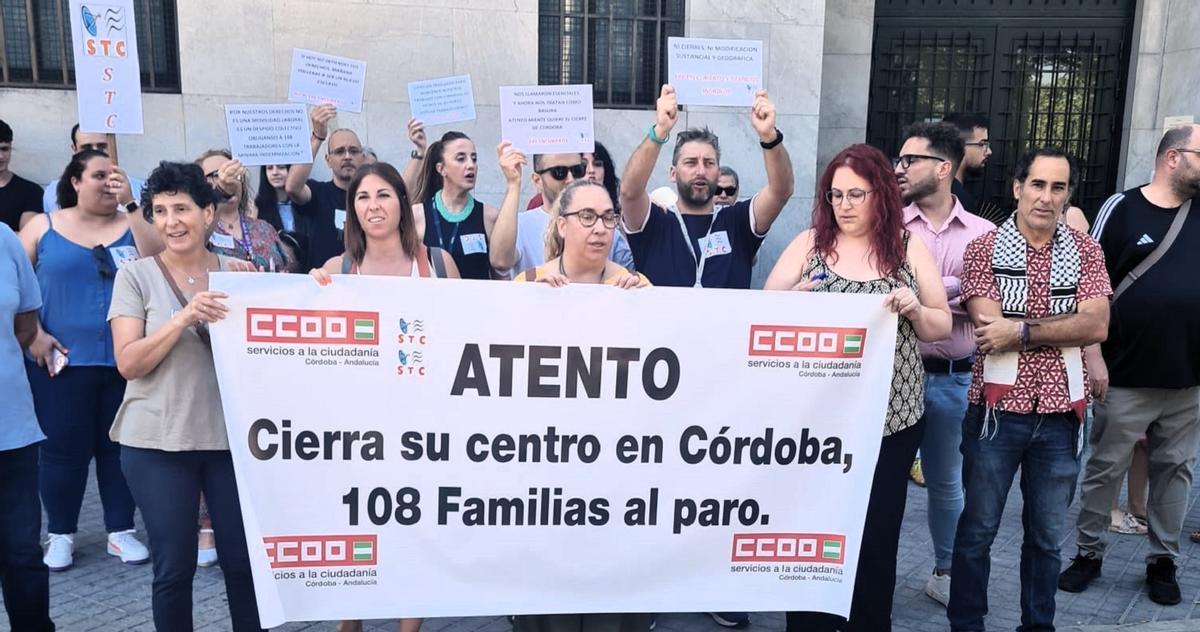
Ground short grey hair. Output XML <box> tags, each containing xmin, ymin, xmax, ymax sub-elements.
<box><xmin>671</xmin><ymin>127</ymin><xmax>721</xmax><ymax>165</ymax></box>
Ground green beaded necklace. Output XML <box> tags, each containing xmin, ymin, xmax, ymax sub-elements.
<box><xmin>434</xmin><ymin>190</ymin><xmax>474</xmax><ymax>224</ymax></box>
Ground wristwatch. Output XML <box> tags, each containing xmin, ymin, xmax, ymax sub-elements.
<box><xmin>411</xmin><ymin>149</ymin><xmax>425</xmax><ymax>160</ymax></box>
<box><xmin>760</xmin><ymin>128</ymin><xmax>784</xmax><ymax>150</ymax></box>
<box><xmin>122</xmin><ymin>200</ymin><xmax>139</xmax><ymax>214</ymax></box>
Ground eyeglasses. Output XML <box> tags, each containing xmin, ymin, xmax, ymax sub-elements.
<box><xmin>330</xmin><ymin>146</ymin><xmax>364</xmax><ymax>157</ymax></box>
<box><xmin>536</xmin><ymin>164</ymin><xmax>587</xmax><ymax>181</ymax></box>
<box><xmin>1174</xmin><ymin>148</ymin><xmax>1200</xmax><ymax>157</ymax></box>
<box><xmin>204</xmin><ymin>170</ymin><xmax>219</xmax><ymax>181</ymax></box>
<box><xmin>562</xmin><ymin>209</ymin><xmax>621</xmax><ymax>229</ymax></box>
<box><xmin>91</xmin><ymin>245</ymin><xmax>115</xmax><ymax>279</ymax></box>
<box><xmin>715</xmin><ymin>186</ymin><xmax>738</xmax><ymax>197</ymax></box>
<box><xmin>964</xmin><ymin>140</ymin><xmax>991</xmax><ymax>149</ymax></box>
<box><xmin>825</xmin><ymin>188</ymin><xmax>873</xmax><ymax>207</ymax></box>
<box><xmin>892</xmin><ymin>154</ymin><xmax>949</xmax><ymax>170</ymax></box>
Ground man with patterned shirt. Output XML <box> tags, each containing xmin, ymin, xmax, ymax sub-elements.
<box><xmin>947</xmin><ymin>147</ymin><xmax>1111</xmax><ymax>632</ymax></box>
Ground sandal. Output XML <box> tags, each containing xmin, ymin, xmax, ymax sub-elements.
<box><xmin>1109</xmin><ymin>511</ymin><xmax>1148</xmax><ymax>535</ymax></box>
<box><xmin>909</xmin><ymin>458</ymin><xmax>926</xmax><ymax>487</ymax></box>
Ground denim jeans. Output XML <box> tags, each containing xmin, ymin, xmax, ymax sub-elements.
<box><xmin>0</xmin><ymin>444</ymin><xmax>55</xmax><ymax>631</ymax></box>
<box><xmin>120</xmin><ymin>446</ymin><xmax>263</xmax><ymax>632</ymax></box>
<box><xmin>948</xmin><ymin>405</ymin><xmax>1080</xmax><ymax>632</ymax></box>
<box><xmin>920</xmin><ymin>371</ymin><xmax>972</xmax><ymax>571</ymax></box>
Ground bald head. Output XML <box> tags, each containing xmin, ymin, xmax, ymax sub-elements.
<box><xmin>325</xmin><ymin>128</ymin><xmax>365</xmax><ymax>184</ymax></box>
<box><xmin>1153</xmin><ymin>123</ymin><xmax>1200</xmax><ymax>198</ymax></box>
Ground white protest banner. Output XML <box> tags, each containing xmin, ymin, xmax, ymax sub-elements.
<box><xmin>500</xmin><ymin>84</ymin><xmax>594</xmax><ymax>154</ymax></box>
<box><xmin>210</xmin><ymin>275</ymin><xmax>896</xmax><ymax>627</ymax></box>
<box><xmin>408</xmin><ymin>75</ymin><xmax>477</xmax><ymax>126</ymax></box>
<box><xmin>224</xmin><ymin>104</ymin><xmax>313</xmax><ymax>167</ymax></box>
<box><xmin>668</xmin><ymin>37</ymin><xmax>763</xmax><ymax>107</ymax></box>
<box><xmin>288</xmin><ymin>48</ymin><xmax>367</xmax><ymax>113</ymax></box>
<box><xmin>68</xmin><ymin>0</ymin><xmax>143</xmax><ymax>133</ymax></box>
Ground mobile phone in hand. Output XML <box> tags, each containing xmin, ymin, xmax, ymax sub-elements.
<box><xmin>49</xmin><ymin>348</ymin><xmax>69</xmax><ymax>377</ymax></box>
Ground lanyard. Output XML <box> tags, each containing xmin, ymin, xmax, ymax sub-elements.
<box><xmin>668</xmin><ymin>205</ymin><xmax>723</xmax><ymax>288</ymax></box>
<box><xmin>235</xmin><ymin>213</ymin><xmax>254</xmax><ymax>260</ymax></box>
<box><xmin>432</xmin><ymin>214</ymin><xmax>462</xmax><ymax>253</ymax></box>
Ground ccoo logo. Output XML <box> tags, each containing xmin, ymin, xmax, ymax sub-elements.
<box><xmin>247</xmin><ymin>308</ymin><xmax>380</xmax><ymax>345</ymax></box>
<box><xmin>263</xmin><ymin>534</ymin><xmax>378</xmax><ymax>568</ymax></box>
<box><xmin>748</xmin><ymin>325</ymin><xmax>867</xmax><ymax>359</ymax></box>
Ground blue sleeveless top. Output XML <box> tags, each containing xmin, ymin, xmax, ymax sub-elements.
<box><xmin>36</xmin><ymin>212</ymin><xmax>137</xmax><ymax>367</ymax></box>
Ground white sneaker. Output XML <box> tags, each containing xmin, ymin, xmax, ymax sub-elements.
<box><xmin>44</xmin><ymin>533</ymin><xmax>74</xmax><ymax>571</ymax></box>
<box><xmin>198</xmin><ymin>528</ymin><xmax>219</xmax><ymax>568</ymax></box>
<box><xmin>925</xmin><ymin>570</ymin><xmax>951</xmax><ymax>607</ymax></box>
<box><xmin>107</xmin><ymin>529</ymin><xmax>150</xmax><ymax>565</ymax></box>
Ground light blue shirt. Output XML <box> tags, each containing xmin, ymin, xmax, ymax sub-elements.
<box><xmin>0</xmin><ymin>223</ymin><xmax>44</xmax><ymax>450</ymax></box>
<box><xmin>43</xmin><ymin>175</ymin><xmax>145</xmax><ymax>211</ymax></box>
<box><xmin>504</xmin><ymin>206</ymin><xmax>635</xmax><ymax>278</ymax></box>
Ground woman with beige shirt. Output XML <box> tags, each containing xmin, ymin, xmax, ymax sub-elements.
<box><xmin>107</xmin><ymin>161</ymin><xmax>263</xmax><ymax>631</ymax></box>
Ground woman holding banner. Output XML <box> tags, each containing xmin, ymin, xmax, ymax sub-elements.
<box><xmin>310</xmin><ymin>161</ymin><xmax>459</xmax><ymax>632</ymax></box>
<box><xmin>410</xmin><ymin>132</ymin><xmax>524</xmax><ymax>279</ymax></box>
<box><xmin>764</xmin><ymin>144</ymin><xmax>950</xmax><ymax>632</ymax></box>
<box><xmin>198</xmin><ymin>150</ymin><xmax>290</xmax><ymax>272</ymax></box>
<box><xmin>108</xmin><ymin>161</ymin><xmax>263</xmax><ymax>632</ymax></box>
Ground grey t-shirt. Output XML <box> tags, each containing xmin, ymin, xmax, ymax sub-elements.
<box><xmin>107</xmin><ymin>256</ymin><xmax>232</xmax><ymax>451</ymax></box>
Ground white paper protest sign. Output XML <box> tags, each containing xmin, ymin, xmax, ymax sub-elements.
<box><xmin>288</xmin><ymin>48</ymin><xmax>367</xmax><ymax>113</ymax></box>
<box><xmin>209</xmin><ymin>274</ymin><xmax>896</xmax><ymax>626</ymax></box>
<box><xmin>69</xmin><ymin>0</ymin><xmax>144</xmax><ymax>133</ymax></box>
<box><xmin>500</xmin><ymin>85</ymin><xmax>594</xmax><ymax>154</ymax></box>
<box><xmin>668</xmin><ymin>37</ymin><xmax>763</xmax><ymax>107</ymax></box>
<box><xmin>408</xmin><ymin>75</ymin><xmax>477</xmax><ymax>126</ymax></box>
<box><xmin>224</xmin><ymin>104</ymin><xmax>313</xmax><ymax>166</ymax></box>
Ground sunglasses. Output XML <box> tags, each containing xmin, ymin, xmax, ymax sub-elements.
<box><xmin>715</xmin><ymin>186</ymin><xmax>738</xmax><ymax>197</ymax></box>
<box><xmin>536</xmin><ymin>164</ymin><xmax>587</xmax><ymax>181</ymax></box>
<box><xmin>92</xmin><ymin>245</ymin><xmax>115</xmax><ymax>279</ymax></box>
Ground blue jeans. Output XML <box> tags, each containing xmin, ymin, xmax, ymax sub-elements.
<box><xmin>920</xmin><ymin>371</ymin><xmax>972</xmax><ymax>571</ymax></box>
<box><xmin>0</xmin><ymin>444</ymin><xmax>55</xmax><ymax>631</ymax></box>
<box><xmin>948</xmin><ymin>406</ymin><xmax>1080</xmax><ymax>632</ymax></box>
<box><xmin>26</xmin><ymin>363</ymin><xmax>135</xmax><ymax>534</ymax></box>
<box><xmin>120</xmin><ymin>446</ymin><xmax>263</xmax><ymax>632</ymax></box>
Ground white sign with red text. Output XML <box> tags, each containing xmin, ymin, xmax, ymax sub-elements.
<box><xmin>69</xmin><ymin>0</ymin><xmax>143</xmax><ymax>133</ymax></box>
<box><xmin>209</xmin><ymin>275</ymin><xmax>896</xmax><ymax>627</ymax></box>
<box><xmin>668</xmin><ymin>37</ymin><xmax>763</xmax><ymax>107</ymax></box>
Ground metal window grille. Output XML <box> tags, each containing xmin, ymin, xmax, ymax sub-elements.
<box><xmin>538</xmin><ymin>0</ymin><xmax>684</xmax><ymax>109</ymax></box>
<box><xmin>0</xmin><ymin>0</ymin><xmax>180</xmax><ymax>92</ymax></box>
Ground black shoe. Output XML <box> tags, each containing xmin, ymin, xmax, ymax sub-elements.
<box><xmin>1058</xmin><ymin>553</ymin><xmax>1102</xmax><ymax>592</ymax></box>
<box><xmin>1147</xmin><ymin>557</ymin><xmax>1182</xmax><ymax>605</ymax></box>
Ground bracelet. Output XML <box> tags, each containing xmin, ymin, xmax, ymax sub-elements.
<box><xmin>312</xmin><ymin>132</ymin><xmax>327</xmax><ymax>141</ymax></box>
<box><xmin>1019</xmin><ymin>321</ymin><xmax>1031</xmax><ymax>351</ymax></box>
<box><xmin>647</xmin><ymin>124</ymin><xmax>668</xmax><ymax>145</ymax></box>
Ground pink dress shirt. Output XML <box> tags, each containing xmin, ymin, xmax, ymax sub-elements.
<box><xmin>902</xmin><ymin>196</ymin><xmax>996</xmax><ymax>360</ymax></box>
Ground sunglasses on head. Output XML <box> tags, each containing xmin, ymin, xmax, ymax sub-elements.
<box><xmin>715</xmin><ymin>186</ymin><xmax>738</xmax><ymax>197</ymax></box>
<box><xmin>92</xmin><ymin>245</ymin><xmax>115</xmax><ymax>279</ymax></box>
<box><xmin>536</xmin><ymin>164</ymin><xmax>587</xmax><ymax>181</ymax></box>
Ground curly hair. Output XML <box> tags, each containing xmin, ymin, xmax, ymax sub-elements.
<box><xmin>140</xmin><ymin>161</ymin><xmax>218</xmax><ymax>222</ymax></box>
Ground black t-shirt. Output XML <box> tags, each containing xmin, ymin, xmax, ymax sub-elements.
<box><xmin>294</xmin><ymin>179</ymin><xmax>347</xmax><ymax>270</ymax></box>
<box><xmin>1092</xmin><ymin>186</ymin><xmax>1200</xmax><ymax>388</ymax></box>
<box><xmin>952</xmin><ymin>179</ymin><xmax>978</xmax><ymax>216</ymax></box>
<box><xmin>422</xmin><ymin>197</ymin><xmax>491</xmax><ymax>280</ymax></box>
<box><xmin>625</xmin><ymin>198</ymin><xmax>764</xmax><ymax>288</ymax></box>
<box><xmin>0</xmin><ymin>174</ymin><xmax>44</xmax><ymax>232</ymax></box>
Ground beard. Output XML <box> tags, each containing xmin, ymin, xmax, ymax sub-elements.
<box><xmin>962</xmin><ymin>161</ymin><xmax>986</xmax><ymax>177</ymax></box>
<box><xmin>1170</xmin><ymin>170</ymin><xmax>1200</xmax><ymax>200</ymax></box>
<box><xmin>676</xmin><ymin>178</ymin><xmax>717</xmax><ymax>207</ymax></box>
<box><xmin>900</xmin><ymin>174</ymin><xmax>939</xmax><ymax>205</ymax></box>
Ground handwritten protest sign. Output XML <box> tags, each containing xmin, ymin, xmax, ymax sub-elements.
<box><xmin>288</xmin><ymin>48</ymin><xmax>367</xmax><ymax>113</ymax></box>
<box><xmin>69</xmin><ymin>0</ymin><xmax>144</xmax><ymax>133</ymax></box>
<box><xmin>224</xmin><ymin>104</ymin><xmax>313</xmax><ymax>166</ymax></box>
<box><xmin>668</xmin><ymin>37</ymin><xmax>763</xmax><ymax>107</ymax></box>
<box><xmin>499</xmin><ymin>85</ymin><xmax>594</xmax><ymax>154</ymax></box>
<box><xmin>408</xmin><ymin>75</ymin><xmax>477</xmax><ymax>126</ymax></box>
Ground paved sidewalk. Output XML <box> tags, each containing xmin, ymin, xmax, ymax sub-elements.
<box><xmin>4</xmin><ymin>458</ymin><xmax>1199</xmax><ymax>631</ymax></box>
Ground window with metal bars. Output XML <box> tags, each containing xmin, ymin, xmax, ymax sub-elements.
<box><xmin>538</xmin><ymin>0</ymin><xmax>684</xmax><ymax>109</ymax></box>
<box><xmin>1</xmin><ymin>0</ymin><xmax>180</xmax><ymax>92</ymax></box>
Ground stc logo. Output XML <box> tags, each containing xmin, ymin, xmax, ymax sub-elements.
<box><xmin>263</xmin><ymin>534</ymin><xmax>377</xmax><ymax>568</ymax></box>
<box><xmin>247</xmin><ymin>309</ymin><xmax>379</xmax><ymax>345</ymax></box>
<box><xmin>748</xmin><ymin>325</ymin><xmax>866</xmax><ymax>359</ymax></box>
<box><xmin>731</xmin><ymin>533</ymin><xmax>845</xmax><ymax>564</ymax></box>
<box><xmin>80</xmin><ymin>5</ymin><xmax>129</xmax><ymax>57</ymax></box>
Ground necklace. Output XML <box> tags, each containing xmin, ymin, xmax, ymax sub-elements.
<box><xmin>558</xmin><ymin>256</ymin><xmax>605</xmax><ymax>284</ymax></box>
<box><xmin>434</xmin><ymin>190</ymin><xmax>473</xmax><ymax>224</ymax></box>
<box><xmin>175</xmin><ymin>255</ymin><xmax>213</xmax><ymax>285</ymax></box>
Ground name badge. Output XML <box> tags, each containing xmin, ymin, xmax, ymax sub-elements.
<box><xmin>209</xmin><ymin>232</ymin><xmax>236</xmax><ymax>250</ymax></box>
<box><xmin>699</xmin><ymin>230</ymin><xmax>732</xmax><ymax>260</ymax></box>
<box><xmin>109</xmin><ymin>245</ymin><xmax>139</xmax><ymax>269</ymax></box>
<box><xmin>460</xmin><ymin>233</ymin><xmax>488</xmax><ymax>255</ymax></box>
<box><xmin>334</xmin><ymin>209</ymin><xmax>347</xmax><ymax>230</ymax></box>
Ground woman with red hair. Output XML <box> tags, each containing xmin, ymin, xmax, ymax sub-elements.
<box><xmin>766</xmin><ymin>143</ymin><xmax>950</xmax><ymax>632</ymax></box>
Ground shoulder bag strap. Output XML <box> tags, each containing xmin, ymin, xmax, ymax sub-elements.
<box><xmin>153</xmin><ymin>255</ymin><xmax>211</xmax><ymax>346</ymax></box>
<box><xmin>1113</xmin><ymin>199</ymin><xmax>1191</xmax><ymax>302</ymax></box>
<box><xmin>341</xmin><ymin>256</ymin><xmax>354</xmax><ymax>274</ymax></box>
<box><xmin>416</xmin><ymin>245</ymin><xmax>432</xmax><ymax>277</ymax></box>
<box><xmin>427</xmin><ymin>246</ymin><xmax>447</xmax><ymax>278</ymax></box>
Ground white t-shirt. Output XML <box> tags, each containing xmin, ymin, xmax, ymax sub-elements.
<box><xmin>502</xmin><ymin>206</ymin><xmax>635</xmax><ymax>279</ymax></box>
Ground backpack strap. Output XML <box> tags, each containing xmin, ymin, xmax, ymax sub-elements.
<box><xmin>427</xmin><ymin>246</ymin><xmax>447</xmax><ymax>278</ymax></box>
<box><xmin>340</xmin><ymin>256</ymin><xmax>354</xmax><ymax>274</ymax></box>
<box><xmin>416</xmin><ymin>244</ymin><xmax>432</xmax><ymax>277</ymax></box>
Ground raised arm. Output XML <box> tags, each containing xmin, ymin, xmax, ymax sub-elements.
<box><xmin>747</xmin><ymin>90</ymin><xmax>794</xmax><ymax>234</ymax></box>
<box><xmin>401</xmin><ymin>118</ymin><xmax>428</xmax><ymax>201</ymax></box>
<box><xmin>619</xmin><ymin>84</ymin><xmax>679</xmax><ymax>231</ymax></box>
<box><xmin>286</xmin><ymin>104</ymin><xmax>337</xmax><ymax>206</ymax></box>
<box><xmin>486</xmin><ymin>142</ymin><xmax>526</xmax><ymax>271</ymax></box>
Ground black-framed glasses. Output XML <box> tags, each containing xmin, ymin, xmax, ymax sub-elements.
<box><xmin>562</xmin><ymin>209</ymin><xmax>620</xmax><ymax>229</ymax></box>
<box><xmin>1174</xmin><ymin>148</ymin><xmax>1200</xmax><ymax>157</ymax></box>
<box><xmin>204</xmin><ymin>170</ymin><xmax>219</xmax><ymax>181</ymax></box>
<box><xmin>825</xmin><ymin>188</ymin><xmax>873</xmax><ymax>207</ymax></box>
<box><xmin>92</xmin><ymin>245</ymin><xmax>115</xmax><ymax>279</ymax></box>
<box><xmin>536</xmin><ymin>164</ymin><xmax>587</xmax><ymax>181</ymax></box>
<box><xmin>964</xmin><ymin>140</ymin><xmax>991</xmax><ymax>149</ymax></box>
<box><xmin>892</xmin><ymin>154</ymin><xmax>948</xmax><ymax>170</ymax></box>
<box><xmin>716</xmin><ymin>186</ymin><xmax>738</xmax><ymax>197</ymax></box>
